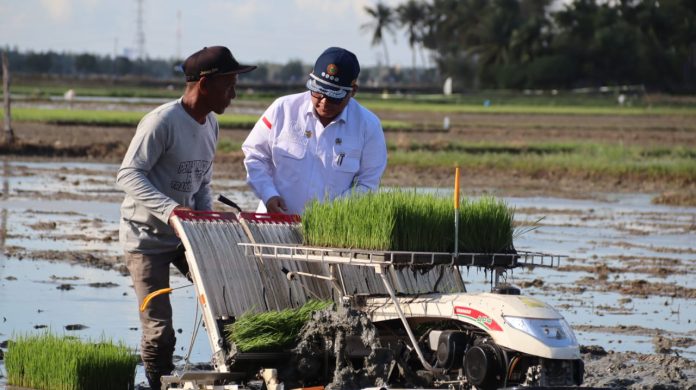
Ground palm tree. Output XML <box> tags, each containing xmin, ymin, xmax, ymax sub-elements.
<box><xmin>362</xmin><ymin>2</ymin><xmax>396</xmax><ymax>67</ymax></box>
<box><xmin>470</xmin><ymin>0</ymin><xmax>518</xmax><ymax>67</ymax></box>
<box><xmin>396</xmin><ymin>0</ymin><xmax>426</xmax><ymax>75</ymax></box>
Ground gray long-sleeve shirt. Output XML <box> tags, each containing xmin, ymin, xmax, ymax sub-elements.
<box><xmin>117</xmin><ymin>98</ymin><xmax>218</xmax><ymax>254</ymax></box>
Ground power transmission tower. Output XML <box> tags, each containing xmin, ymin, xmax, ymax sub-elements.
<box><xmin>135</xmin><ymin>0</ymin><xmax>146</xmax><ymax>60</ymax></box>
<box><xmin>176</xmin><ymin>10</ymin><xmax>182</xmax><ymax>60</ymax></box>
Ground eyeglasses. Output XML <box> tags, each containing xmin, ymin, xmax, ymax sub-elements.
<box><xmin>310</xmin><ymin>91</ymin><xmax>345</xmax><ymax>105</ymax></box>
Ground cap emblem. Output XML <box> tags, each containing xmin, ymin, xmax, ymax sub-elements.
<box><xmin>326</xmin><ymin>64</ymin><xmax>338</xmax><ymax>76</ymax></box>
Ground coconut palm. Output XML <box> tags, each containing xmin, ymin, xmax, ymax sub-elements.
<box><xmin>419</xmin><ymin>0</ymin><xmax>488</xmax><ymax>87</ymax></box>
<box><xmin>396</xmin><ymin>0</ymin><xmax>426</xmax><ymax>74</ymax></box>
<box><xmin>361</xmin><ymin>2</ymin><xmax>397</xmax><ymax>67</ymax></box>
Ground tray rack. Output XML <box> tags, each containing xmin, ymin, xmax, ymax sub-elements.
<box><xmin>239</xmin><ymin>243</ymin><xmax>561</xmax><ymax>268</ymax></box>
<box><xmin>239</xmin><ymin>242</ymin><xmax>562</xmax><ymax>285</ymax></box>
<box><xmin>238</xmin><ymin>242</ymin><xmax>564</xmax><ymax>373</ymax></box>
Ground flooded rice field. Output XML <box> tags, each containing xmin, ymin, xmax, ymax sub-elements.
<box><xmin>0</xmin><ymin>159</ymin><xmax>694</xmax><ymax>387</ymax></box>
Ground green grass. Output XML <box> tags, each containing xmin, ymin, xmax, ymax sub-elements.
<box><xmin>217</xmin><ymin>139</ymin><xmax>243</xmax><ymax>153</ymax></box>
<box><xmin>387</xmin><ymin>141</ymin><xmax>696</xmax><ymax>183</ymax></box>
<box><xmin>302</xmin><ymin>191</ymin><xmax>515</xmax><ymax>253</ymax></box>
<box><xmin>1</xmin><ymin>108</ymin><xmax>413</xmax><ymax>131</ymax></box>
<box><xmin>360</xmin><ymin>98</ymin><xmax>696</xmax><ymax>116</ymax></box>
<box><xmin>6</xmin><ymin>84</ymin><xmax>273</xmax><ymax>101</ymax></box>
<box><xmin>9</xmin><ymin>84</ymin><xmax>184</xmax><ymax>99</ymax></box>
<box><xmin>220</xmin><ymin>139</ymin><xmax>696</xmax><ymax>181</ymax></box>
<box><xmin>225</xmin><ymin>300</ymin><xmax>332</xmax><ymax>352</ymax></box>
<box><xmin>4</xmin><ymin>107</ymin><xmax>261</xmax><ymax>128</ymax></box>
<box><xmin>8</xmin><ymin>107</ymin><xmax>148</xmax><ymax>126</ymax></box>
<box><xmin>5</xmin><ymin>332</ymin><xmax>138</xmax><ymax>390</ymax></box>
<box><xmin>387</xmin><ymin>140</ymin><xmax>581</xmax><ymax>154</ymax></box>
<box><xmin>3</xmin><ymin>105</ymin><xmax>692</xmax><ymax>183</ymax></box>
<box><xmin>9</xmin><ymin>80</ymin><xmax>695</xmax><ymax>109</ymax></box>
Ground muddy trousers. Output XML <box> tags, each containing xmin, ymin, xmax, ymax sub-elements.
<box><xmin>125</xmin><ymin>248</ymin><xmax>189</xmax><ymax>389</ymax></box>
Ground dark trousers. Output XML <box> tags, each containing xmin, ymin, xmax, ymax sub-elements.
<box><xmin>125</xmin><ymin>248</ymin><xmax>188</xmax><ymax>381</ymax></box>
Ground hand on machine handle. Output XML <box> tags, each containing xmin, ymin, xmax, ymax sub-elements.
<box><xmin>168</xmin><ymin>205</ymin><xmax>192</xmax><ymax>226</ymax></box>
<box><xmin>266</xmin><ymin>196</ymin><xmax>288</xmax><ymax>214</ymax></box>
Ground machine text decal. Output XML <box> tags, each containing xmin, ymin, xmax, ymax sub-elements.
<box><xmin>454</xmin><ymin>306</ymin><xmax>503</xmax><ymax>331</ymax></box>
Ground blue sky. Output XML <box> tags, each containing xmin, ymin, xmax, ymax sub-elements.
<box><xmin>0</xmin><ymin>0</ymin><xmax>419</xmax><ymax>67</ymax></box>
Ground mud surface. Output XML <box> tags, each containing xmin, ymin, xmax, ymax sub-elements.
<box><xmin>292</xmin><ymin>310</ymin><xmax>696</xmax><ymax>389</ymax></box>
<box><xmin>292</xmin><ymin>309</ymin><xmax>392</xmax><ymax>390</ymax></box>
<box><xmin>582</xmin><ymin>346</ymin><xmax>696</xmax><ymax>389</ymax></box>
<box><xmin>1</xmin><ymin>116</ymin><xmax>695</xmax><ymax>388</ymax></box>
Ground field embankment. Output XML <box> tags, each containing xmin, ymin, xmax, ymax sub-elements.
<box><xmin>2</xmin><ymin>93</ymin><xmax>695</xmax><ymax>204</ymax></box>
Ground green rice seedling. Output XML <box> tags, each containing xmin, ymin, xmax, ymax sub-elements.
<box><xmin>457</xmin><ymin>196</ymin><xmax>515</xmax><ymax>253</ymax></box>
<box><xmin>5</xmin><ymin>108</ymin><xmax>260</xmax><ymax>129</ymax></box>
<box><xmin>302</xmin><ymin>191</ymin><xmax>515</xmax><ymax>253</ymax></box>
<box><xmin>386</xmin><ymin>142</ymin><xmax>696</xmax><ymax>184</ymax></box>
<box><xmin>217</xmin><ymin>139</ymin><xmax>244</xmax><ymax>153</ymax></box>
<box><xmin>225</xmin><ymin>300</ymin><xmax>332</xmax><ymax>352</ymax></box>
<box><xmin>360</xmin><ymin>99</ymin><xmax>696</xmax><ymax>116</ymax></box>
<box><xmin>4</xmin><ymin>332</ymin><xmax>138</xmax><ymax>390</ymax></box>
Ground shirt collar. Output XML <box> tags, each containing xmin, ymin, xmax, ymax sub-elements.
<box><xmin>303</xmin><ymin>92</ymin><xmax>314</xmax><ymax>119</ymax></box>
<box><xmin>334</xmin><ymin>99</ymin><xmax>350</xmax><ymax>124</ymax></box>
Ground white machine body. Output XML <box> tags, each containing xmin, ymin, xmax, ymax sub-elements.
<box><xmin>363</xmin><ymin>292</ymin><xmax>580</xmax><ymax>360</ymax></box>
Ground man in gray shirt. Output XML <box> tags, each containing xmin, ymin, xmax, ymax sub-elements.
<box><xmin>116</xmin><ymin>46</ymin><xmax>255</xmax><ymax>389</ymax></box>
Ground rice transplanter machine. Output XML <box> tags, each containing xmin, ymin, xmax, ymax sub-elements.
<box><xmin>157</xmin><ymin>203</ymin><xmax>584</xmax><ymax>390</ymax></box>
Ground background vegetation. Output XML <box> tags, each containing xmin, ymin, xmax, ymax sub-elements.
<box><xmin>3</xmin><ymin>0</ymin><xmax>695</xmax><ymax>92</ymax></box>
<box><xmin>364</xmin><ymin>0</ymin><xmax>696</xmax><ymax>92</ymax></box>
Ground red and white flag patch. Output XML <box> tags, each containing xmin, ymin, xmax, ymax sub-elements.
<box><xmin>262</xmin><ymin>116</ymin><xmax>272</xmax><ymax>129</ymax></box>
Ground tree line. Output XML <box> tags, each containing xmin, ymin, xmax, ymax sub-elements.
<box><xmin>0</xmin><ymin>48</ymin><xmax>303</xmax><ymax>84</ymax></box>
<box><xmin>364</xmin><ymin>0</ymin><xmax>696</xmax><ymax>92</ymax></box>
<box><xmin>3</xmin><ymin>0</ymin><xmax>695</xmax><ymax>92</ymax></box>
<box><xmin>0</xmin><ymin>46</ymin><xmax>436</xmax><ymax>90</ymax></box>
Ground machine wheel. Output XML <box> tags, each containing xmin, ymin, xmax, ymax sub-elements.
<box><xmin>463</xmin><ymin>343</ymin><xmax>503</xmax><ymax>389</ymax></box>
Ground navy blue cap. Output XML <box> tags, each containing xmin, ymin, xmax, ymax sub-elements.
<box><xmin>306</xmin><ymin>47</ymin><xmax>360</xmax><ymax>99</ymax></box>
<box><xmin>183</xmin><ymin>46</ymin><xmax>256</xmax><ymax>82</ymax></box>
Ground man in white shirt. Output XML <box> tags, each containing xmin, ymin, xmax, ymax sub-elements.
<box><xmin>243</xmin><ymin>47</ymin><xmax>387</xmax><ymax>214</ymax></box>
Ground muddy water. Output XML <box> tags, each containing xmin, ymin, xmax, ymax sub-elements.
<box><xmin>0</xmin><ymin>161</ymin><xmax>694</xmax><ymax>386</ymax></box>
<box><xmin>502</xmin><ymin>195</ymin><xmax>695</xmax><ymax>358</ymax></box>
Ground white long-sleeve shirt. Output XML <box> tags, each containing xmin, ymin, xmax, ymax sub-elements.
<box><xmin>117</xmin><ymin>98</ymin><xmax>217</xmax><ymax>254</ymax></box>
<box><xmin>242</xmin><ymin>91</ymin><xmax>387</xmax><ymax>214</ymax></box>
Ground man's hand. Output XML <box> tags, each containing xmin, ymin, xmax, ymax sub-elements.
<box><xmin>265</xmin><ymin>196</ymin><xmax>288</xmax><ymax>214</ymax></box>
<box><xmin>168</xmin><ymin>205</ymin><xmax>193</xmax><ymax>226</ymax></box>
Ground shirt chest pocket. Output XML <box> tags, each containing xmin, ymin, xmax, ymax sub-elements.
<box><xmin>273</xmin><ymin>137</ymin><xmax>307</xmax><ymax>160</ymax></box>
<box><xmin>332</xmin><ymin>145</ymin><xmax>360</xmax><ymax>173</ymax></box>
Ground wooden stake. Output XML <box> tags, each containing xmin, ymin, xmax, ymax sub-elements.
<box><xmin>2</xmin><ymin>51</ymin><xmax>14</xmax><ymax>145</ymax></box>
<box><xmin>454</xmin><ymin>166</ymin><xmax>460</xmax><ymax>255</ymax></box>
